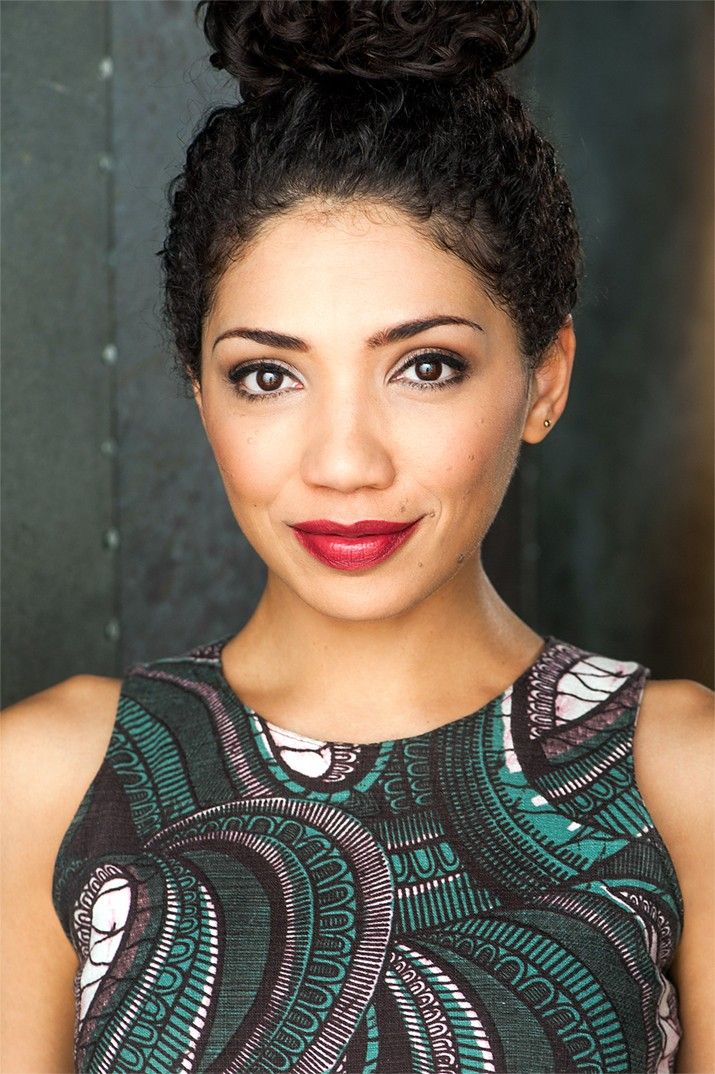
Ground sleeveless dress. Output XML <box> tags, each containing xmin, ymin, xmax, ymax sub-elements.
<box><xmin>52</xmin><ymin>633</ymin><xmax>684</xmax><ymax>1074</ymax></box>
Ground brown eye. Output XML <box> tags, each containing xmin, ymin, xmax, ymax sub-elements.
<box><xmin>393</xmin><ymin>351</ymin><xmax>469</xmax><ymax>393</ymax></box>
<box><xmin>255</xmin><ymin>368</ymin><xmax>284</xmax><ymax>392</ymax></box>
<box><xmin>227</xmin><ymin>361</ymin><xmax>301</xmax><ymax>402</ymax></box>
<box><xmin>415</xmin><ymin>358</ymin><xmax>443</xmax><ymax>382</ymax></box>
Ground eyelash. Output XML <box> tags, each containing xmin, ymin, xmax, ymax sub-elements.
<box><xmin>226</xmin><ymin>351</ymin><xmax>470</xmax><ymax>403</ymax></box>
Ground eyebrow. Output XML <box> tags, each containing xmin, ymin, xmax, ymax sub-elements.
<box><xmin>211</xmin><ymin>315</ymin><xmax>484</xmax><ymax>354</ymax></box>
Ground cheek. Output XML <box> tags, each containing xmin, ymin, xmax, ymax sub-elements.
<box><xmin>400</xmin><ymin>406</ymin><xmax>511</xmax><ymax>503</ymax></box>
<box><xmin>207</xmin><ymin>417</ymin><xmax>292</xmax><ymax>508</ymax></box>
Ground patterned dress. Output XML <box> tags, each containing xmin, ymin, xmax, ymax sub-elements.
<box><xmin>52</xmin><ymin>633</ymin><xmax>683</xmax><ymax>1073</ymax></box>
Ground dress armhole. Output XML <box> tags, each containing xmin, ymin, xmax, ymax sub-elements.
<box><xmin>628</xmin><ymin>663</ymin><xmax>686</xmax><ymax>949</ymax></box>
<box><xmin>50</xmin><ymin>671</ymin><xmax>137</xmax><ymax>946</ymax></box>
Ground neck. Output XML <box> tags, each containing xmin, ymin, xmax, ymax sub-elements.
<box><xmin>222</xmin><ymin>554</ymin><xmax>543</xmax><ymax>739</ymax></box>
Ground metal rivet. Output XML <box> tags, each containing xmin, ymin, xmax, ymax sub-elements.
<box><xmin>98</xmin><ymin>56</ymin><xmax>114</xmax><ymax>80</ymax></box>
<box><xmin>103</xmin><ymin>527</ymin><xmax>120</xmax><ymax>551</ymax></box>
<box><xmin>101</xmin><ymin>343</ymin><xmax>118</xmax><ymax>365</ymax></box>
<box><xmin>104</xmin><ymin>618</ymin><xmax>121</xmax><ymax>642</ymax></box>
<box><xmin>98</xmin><ymin>152</ymin><xmax>113</xmax><ymax>172</ymax></box>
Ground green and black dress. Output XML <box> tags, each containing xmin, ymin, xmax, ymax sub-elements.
<box><xmin>52</xmin><ymin>633</ymin><xmax>684</xmax><ymax>1073</ymax></box>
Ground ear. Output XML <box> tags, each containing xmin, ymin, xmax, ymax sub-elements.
<box><xmin>521</xmin><ymin>315</ymin><xmax>576</xmax><ymax>444</ymax></box>
<box><xmin>191</xmin><ymin>378</ymin><xmax>207</xmax><ymax>432</ymax></box>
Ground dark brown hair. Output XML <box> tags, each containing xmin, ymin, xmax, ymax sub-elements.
<box><xmin>159</xmin><ymin>0</ymin><xmax>583</xmax><ymax>394</ymax></box>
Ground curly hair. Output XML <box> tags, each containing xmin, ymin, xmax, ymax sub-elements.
<box><xmin>159</xmin><ymin>0</ymin><xmax>583</xmax><ymax>394</ymax></box>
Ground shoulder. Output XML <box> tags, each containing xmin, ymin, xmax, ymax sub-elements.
<box><xmin>2</xmin><ymin>672</ymin><xmax>122</xmax><ymax>762</ymax></box>
<box><xmin>0</xmin><ymin>675</ymin><xmax>122</xmax><ymax>1072</ymax></box>
<box><xmin>1</xmin><ymin>674</ymin><xmax>123</xmax><ymax>863</ymax></box>
<box><xmin>632</xmin><ymin>675</ymin><xmax>713</xmax><ymax>905</ymax></box>
<box><xmin>633</xmin><ymin>676</ymin><xmax>714</xmax><ymax>825</ymax></box>
<box><xmin>634</xmin><ymin>680</ymin><xmax>715</xmax><ymax>1071</ymax></box>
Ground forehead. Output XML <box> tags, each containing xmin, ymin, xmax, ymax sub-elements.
<box><xmin>210</xmin><ymin>199</ymin><xmax>489</xmax><ymax>316</ymax></box>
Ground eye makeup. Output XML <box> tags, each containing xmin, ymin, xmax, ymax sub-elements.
<box><xmin>225</xmin><ymin>350</ymin><xmax>471</xmax><ymax>403</ymax></box>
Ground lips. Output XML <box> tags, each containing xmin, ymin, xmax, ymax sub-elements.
<box><xmin>289</xmin><ymin>517</ymin><xmax>423</xmax><ymax>571</ymax></box>
<box><xmin>292</xmin><ymin>518</ymin><xmax>418</xmax><ymax>537</ymax></box>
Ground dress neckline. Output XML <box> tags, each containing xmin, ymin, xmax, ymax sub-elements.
<box><xmin>212</xmin><ymin>632</ymin><xmax>556</xmax><ymax>749</ymax></box>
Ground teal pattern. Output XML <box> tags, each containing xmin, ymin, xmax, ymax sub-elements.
<box><xmin>52</xmin><ymin>634</ymin><xmax>684</xmax><ymax>1073</ymax></box>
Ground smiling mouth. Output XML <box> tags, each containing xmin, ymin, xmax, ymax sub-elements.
<box><xmin>289</xmin><ymin>518</ymin><xmax>423</xmax><ymax>571</ymax></box>
<box><xmin>291</xmin><ymin>518</ymin><xmax>422</xmax><ymax>537</ymax></box>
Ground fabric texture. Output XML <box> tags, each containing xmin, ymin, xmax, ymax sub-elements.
<box><xmin>52</xmin><ymin>633</ymin><xmax>683</xmax><ymax>1073</ymax></box>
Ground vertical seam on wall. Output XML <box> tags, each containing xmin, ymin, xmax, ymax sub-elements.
<box><xmin>103</xmin><ymin>1</ymin><xmax>122</xmax><ymax>675</ymax></box>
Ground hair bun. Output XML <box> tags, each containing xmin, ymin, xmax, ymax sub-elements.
<box><xmin>196</xmin><ymin>0</ymin><xmax>537</xmax><ymax>101</ymax></box>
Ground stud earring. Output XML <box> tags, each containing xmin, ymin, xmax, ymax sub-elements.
<box><xmin>543</xmin><ymin>418</ymin><xmax>551</xmax><ymax>427</ymax></box>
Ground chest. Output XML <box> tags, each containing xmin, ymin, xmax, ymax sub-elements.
<box><xmin>56</xmin><ymin>682</ymin><xmax>683</xmax><ymax>1073</ymax></box>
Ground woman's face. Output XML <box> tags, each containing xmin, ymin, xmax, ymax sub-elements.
<box><xmin>196</xmin><ymin>201</ymin><xmax>541</xmax><ymax>621</ymax></box>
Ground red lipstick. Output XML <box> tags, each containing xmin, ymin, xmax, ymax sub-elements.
<box><xmin>289</xmin><ymin>517</ymin><xmax>423</xmax><ymax>571</ymax></box>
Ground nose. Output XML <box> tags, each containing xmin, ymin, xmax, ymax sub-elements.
<box><xmin>300</xmin><ymin>387</ymin><xmax>396</xmax><ymax>493</ymax></box>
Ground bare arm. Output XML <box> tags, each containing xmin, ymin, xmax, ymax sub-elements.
<box><xmin>634</xmin><ymin>678</ymin><xmax>715</xmax><ymax>1074</ymax></box>
<box><xmin>1</xmin><ymin>675</ymin><xmax>121</xmax><ymax>1073</ymax></box>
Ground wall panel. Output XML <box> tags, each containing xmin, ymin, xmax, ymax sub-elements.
<box><xmin>2</xmin><ymin>0</ymin><xmax>712</xmax><ymax>705</ymax></box>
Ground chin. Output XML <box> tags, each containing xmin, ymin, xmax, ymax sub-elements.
<box><xmin>289</xmin><ymin>569</ymin><xmax>446</xmax><ymax>623</ymax></box>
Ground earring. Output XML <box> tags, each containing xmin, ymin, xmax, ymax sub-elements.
<box><xmin>543</xmin><ymin>418</ymin><xmax>551</xmax><ymax>427</ymax></box>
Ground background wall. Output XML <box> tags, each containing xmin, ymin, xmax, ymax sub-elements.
<box><xmin>2</xmin><ymin>0</ymin><xmax>713</xmax><ymax>708</ymax></box>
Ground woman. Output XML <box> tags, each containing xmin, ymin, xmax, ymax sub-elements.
<box><xmin>2</xmin><ymin>2</ymin><xmax>713</xmax><ymax>1072</ymax></box>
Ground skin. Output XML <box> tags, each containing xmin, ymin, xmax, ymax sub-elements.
<box><xmin>1</xmin><ymin>198</ymin><xmax>713</xmax><ymax>1072</ymax></box>
<box><xmin>193</xmin><ymin>200</ymin><xmax>570</xmax><ymax>733</ymax></box>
